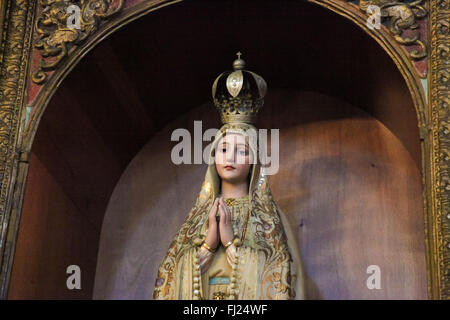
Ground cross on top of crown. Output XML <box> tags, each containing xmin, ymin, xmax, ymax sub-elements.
<box><xmin>236</xmin><ymin>51</ymin><xmax>242</xmax><ymax>59</ymax></box>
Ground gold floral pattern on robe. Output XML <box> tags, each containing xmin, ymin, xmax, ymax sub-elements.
<box><xmin>153</xmin><ymin>187</ymin><xmax>301</xmax><ymax>299</ymax></box>
<box><xmin>152</xmin><ymin>123</ymin><xmax>305</xmax><ymax>300</ymax></box>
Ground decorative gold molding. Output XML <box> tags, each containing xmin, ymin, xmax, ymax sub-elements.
<box><xmin>0</xmin><ymin>0</ymin><xmax>35</xmax><ymax>298</ymax></box>
<box><xmin>351</xmin><ymin>0</ymin><xmax>428</xmax><ymax>62</ymax></box>
<box><xmin>429</xmin><ymin>0</ymin><xmax>450</xmax><ymax>300</ymax></box>
<box><xmin>32</xmin><ymin>0</ymin><xmax>125</xmax><ymax>84</ymax></box>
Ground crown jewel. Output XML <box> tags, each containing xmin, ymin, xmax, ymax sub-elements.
<box><xmin>212</xmin><ymin>52</ymin><xmax>267</xmax><ymax>124</ymax></box>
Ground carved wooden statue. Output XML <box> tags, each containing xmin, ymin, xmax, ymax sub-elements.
<box><xmin>153</xmin><ymin>54</ymin><xmax>305</xmax><ymax>300</ymax></box>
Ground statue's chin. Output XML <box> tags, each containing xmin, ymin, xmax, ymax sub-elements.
<box><xmin>219</xmin><ymin>175</ymin><xmax>247</xmax><ymax>185</ymax></box>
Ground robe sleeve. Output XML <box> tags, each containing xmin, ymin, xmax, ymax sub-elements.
<box><xmin>153</xmin><ymin>238</ymin><xmax>179</xmax><ymax>300</ymax></box>
<box><xmin>261</xmin><ymin>244</ymin><xmax>293</xmax><ymax>300</ymax></box>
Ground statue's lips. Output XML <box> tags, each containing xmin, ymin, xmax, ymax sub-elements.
<box><xmin>224</xmin><ymin>165</ymin><xmax>235</xmax><ymax>170</ymax></box>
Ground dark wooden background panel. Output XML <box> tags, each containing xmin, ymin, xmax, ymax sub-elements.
<box><xmin>266</xmin><ymin>92</ymin><xmax>426</xmax><ymax>299</ymax></box>
<box><xmin>94</xmin><ymin>89</ymin><xmax>427</xmax><ymax>299</ymax></box>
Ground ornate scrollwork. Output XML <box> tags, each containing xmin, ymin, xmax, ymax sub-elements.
<box><xmin>350</xmin><ymin>0</ymin><xmax>428</xmax><ymax>60</ymax></box>
<box><xmin>0</xmin><ymin>0</ymin><xmax>35</xmax><ymax>298</ymax></box>
<box><xmin>430</xmin><ymin>0</ymin><xmax>450</xmax><ymax>300</ymax></box>
<box><xmin>32</xmin><ymin>0</ymin><xmax>125</xmax><ymax>84</ymax></box>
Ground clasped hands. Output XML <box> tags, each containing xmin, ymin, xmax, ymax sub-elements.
<box><xmin>204</xmin><ymin>197</ymin><xmax>234</xmax><ymax>251</ymax></box>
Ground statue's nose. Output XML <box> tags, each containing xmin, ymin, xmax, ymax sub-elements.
<box><xmin>226</xmin><ymin>150</ymin><xmax>235</xmax><ymax>163</ymax></box>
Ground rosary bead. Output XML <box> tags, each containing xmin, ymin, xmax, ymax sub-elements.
<box><xmin>193</xmin><ymin>238</ymin><xmax>204</xmax><ymax>246</ymax></box>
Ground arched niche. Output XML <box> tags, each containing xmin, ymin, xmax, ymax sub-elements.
<box><xmin>7</xmin><ymin>0</ymin><xmax>426</xmax><ymax>299</ymax></box>
<box><xmin>95</xmin><ymin>89</ymin><xmax>426</xmax><ymax>299</ymax></box>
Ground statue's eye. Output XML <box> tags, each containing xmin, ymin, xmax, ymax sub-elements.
<box><xmin>237</xmin><ymin>148</ymin><xmax>247</xmax><ymax>155</ymax></box>
<box><xmin>220</xmin><ymin>147</ymin><xmax>227</xmax><ymax>152</ymax></box>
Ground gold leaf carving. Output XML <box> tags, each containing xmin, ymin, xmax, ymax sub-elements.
<box><xmin>0</xmin><ymin>0</ymin><xmax>36</xmax><ymax>298</ymax></box>
<box><xmin>430</xmin><ymin>0</ymin><xmax>450</xmax><ymax>299</ymax></box>
<box><xmin>352</xmin><ymin>0</ymin><xmax>428</xmax><ymax>61</ymax></box>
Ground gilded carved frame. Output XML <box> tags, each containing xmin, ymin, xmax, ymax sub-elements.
<box><xmin>0</xmin><ymin>0</ymin><xmax>447</xmax><ymax>299</ymax></box>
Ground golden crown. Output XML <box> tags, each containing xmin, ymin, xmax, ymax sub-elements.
<box><xmin>212</xmin><ymin>52</ymin><xmax>267</xmax><ymax>124</ymax></box>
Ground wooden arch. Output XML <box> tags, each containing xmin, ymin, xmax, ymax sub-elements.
<box><xmin>0</xmin><ymin>0</ymin><xmax>447</xmax><ymax>299</ymax></box>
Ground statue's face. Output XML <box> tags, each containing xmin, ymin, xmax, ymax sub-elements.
<box><xmin>215</xmin><ymin>133</ymin><xmax>252</xmax><ymax>184</ymax></box>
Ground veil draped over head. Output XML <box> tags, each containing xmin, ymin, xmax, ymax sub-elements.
<box><xmin>153</xmin><ymin>122</ymin><xmax>305</xmax><ymax>300</ymax></box>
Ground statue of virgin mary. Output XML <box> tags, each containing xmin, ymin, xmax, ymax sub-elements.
<box><xmin>153</xmin><ymin>53</ymin><xmax>305</xmax><ymax>300</ymax></box>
